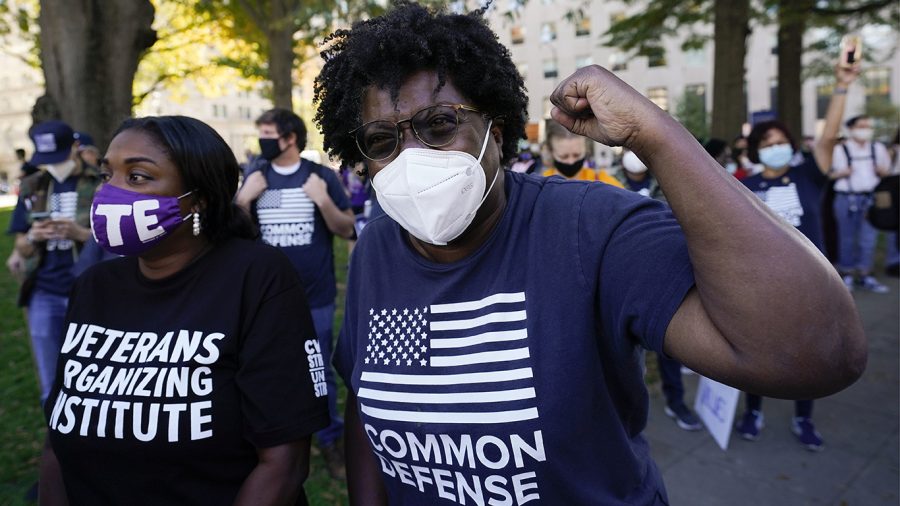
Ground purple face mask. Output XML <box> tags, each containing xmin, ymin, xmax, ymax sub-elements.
<box><xmin>91</xmin><ymin>184</ymin><xmax>193</xmax><ymax>256</ymax></box>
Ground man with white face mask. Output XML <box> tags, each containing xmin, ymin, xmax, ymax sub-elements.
<box><xmin>831</xmin><ymin>115</ymin><xmax>892</xmax><ymax>293</ymax></box>
<box><xmin>316</xmin><ymin>4</ymin><xmax>866</xmax><ymax>504</ymax></box>
<box><xmin>7</xmin><ymin>120</ymin><xmax>101</xmax><ymax>406</ymax></box>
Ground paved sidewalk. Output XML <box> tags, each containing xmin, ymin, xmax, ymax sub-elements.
<box><xmin>646</xmin><ymin>276</ymin><xmax>899</xmax><ymax>506</ymax></box>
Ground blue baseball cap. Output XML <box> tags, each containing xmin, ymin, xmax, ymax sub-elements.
<box><xmin>29</xmin><ymin>120</ymin><xmax>75</xmax><ymax>165</ymax></box>
<box><xmin>74</xmin><ymin>131</ymin><xmax>95</xmax><ymax>149</ymax></box>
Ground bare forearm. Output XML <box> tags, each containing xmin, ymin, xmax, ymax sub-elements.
<box><xmin>39</xmin><ymin>439</ymin><xmax>69</xmax><ymax>506</ymax></box>
<box><xmin>813</xmin><ymin>88</ymin><xmax>849</xmax><ymax>173</ymax></box>
<box><xmin>234</xmin><ymin>441</ymin><xmax>308</xmax><ymax>506</ymax></box>
<box><xmin>15</xmin><ymin>233</ymin><xmax>36</xmax><ymax>258</ymax></box>
<box><xmin>316</xmin><ymin>199</ymin><xmax>355</xmax><ymax>239</ymax></box>
<box><xmin>635</xmin><ymin>108</ymin><xmax>864</xmax><ymax>391</ymax></box>
<box><xmin>346</xmin><ymin>394</ymin><xmax>388</xmax><ymax>506</ymax></box>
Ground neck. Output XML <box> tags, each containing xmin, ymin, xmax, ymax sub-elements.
<box><xmin>762</xmin><ymin>165</ymin><xmax>789</xmax><ymax>179</ymax></box>
<box><xmin>626</xmin><ymin>171</ymin><xmax>647</xmax><ymax>182</ymax></box>
<box><xmin>138</xmin><ymin>234</ymin><xmax>211</xmax><ymax>280</ymax></box>
<box><xmin>409</xmin><ymin>170</ymin><xmax>507</xmax><ymax>264</ymax></box>
<box><xmin>273</xmin><ymin>149</ymin><xmax>300</xmax><ymax>167</ymax></box>
<box><xmin>852</xmin><ymin>139</ymin><xmax>868</xmax><ymax>147</ymax></box>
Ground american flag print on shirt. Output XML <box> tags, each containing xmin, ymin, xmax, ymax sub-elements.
<box><xmin>358</xmin><ymin>291</ymin><xmax>539</xmax><ymax>425</ymax></box>
<box><xmin>257</xmin><ymin>188</ymin><xmax>316</xmax><ymax>247</ymax></box>
<box><xmin>758</xmin><ymin>183</ymin><xmax>803</xmax><ymax>227</ymax></box>
<box><xmin>47</xmin><ymin>191</ymin><xmax>77</xmax><ymax>252</ymax></box>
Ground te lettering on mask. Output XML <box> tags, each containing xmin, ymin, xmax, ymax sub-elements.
<box><xmin>91</xmin><ymin>184</ymin><xmax>193</xmax><ymax>256</ymax></box>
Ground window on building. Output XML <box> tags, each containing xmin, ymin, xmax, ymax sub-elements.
<box><xmin>647</xmin><ymin>87</ymin><xmax>669</xmax><ymax>111</ymax></box>
<box><xmin>543</xmin><ymin>59</ymin><xmax>558</xmax><ymax>79</ymax></box>
<box><xmin>609</xmin><ymin>52</ymin><xmax>627</xmax><ymax>72</ymax></box>
<box><xmin>685</xmin><ymin>47</ymin><xmax>706</xmax><ymax>66</ymax></box>
<box><xmin>541</xmin><ymin>22</ymin><xmax>556</xmax><ymax>43</ymax></box>
<box><xmin>575</xmin><ymin>55</ymin><xmax>593</xmax><ymax>69</ymax></box>
<box><xmin>647</xmin><ymin>47</ymin><xmax>667</xmax><ymax>67</ymax></box>
<box><xmin>865</xmin><ymin>66</ymin><xmax>891</xmax><ymax>105</ymax></box>
<box><xmin>212</xmin><ymin>104</ymin><xmax>219</xmax><ymax>118</ymax></box>
<box><xmin>685</xmin><ymin>84</ymin><xmax>707</xmax><ymax>118</ymax></box>
<box><xmin>576</xmin><ymin>17</ymin><xmax>591</xmax><ymax>37</ymax></box>
<box><xmin>816</xmin><ymin>83</ymin><xmax>833</xmax><ymax>119</ymax></box>
<box><xmin>511</xmin><ymin>25</ymin><xmax>526</xmax><ymax>45</ymax></box>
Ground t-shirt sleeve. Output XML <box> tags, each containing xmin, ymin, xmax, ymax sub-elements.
<box><xmin>7</xmin><ymin>196</ymin><xmax>30</xmax><ymax>234</ymax></box>
<box><xmin>236</xmin><ymin>268</ymin><xmax>329</xmax><ymax>448</ymax></box>
<box><xmin>578</xmin><ymin>185</ymin><xmax>695</xmax><ymax>355</ymax></box>
<box><xmin>322</xmin><ymin>166</ymin><xmax>351</xmax><ymax>211</ymax></box>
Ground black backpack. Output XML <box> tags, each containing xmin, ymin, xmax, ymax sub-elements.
<box><xmin>868</xmin><ymin>174</ymin><xmax>899</xmax><ymax>232</ymax></box>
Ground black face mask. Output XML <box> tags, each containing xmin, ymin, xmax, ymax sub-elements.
<box><xmin>554</xmin><ymin>157</ymin><xmax>585</xmax><ymax>178</ymax></box>
<box><xmin>259</xmin><ymin>138</ymin><xmax>286</xmax><ymax>161</ymax></box>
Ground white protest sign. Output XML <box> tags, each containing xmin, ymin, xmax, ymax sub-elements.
<box><xmin>693</xmin><ymin>376</ymin><xmax>740</xmax><ymax>450</ymax></box>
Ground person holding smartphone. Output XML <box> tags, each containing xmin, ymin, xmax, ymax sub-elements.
<box><xmin>7</xmin><ymin>120</ymin><xmax>102</xmax><ymax>406</ymax></box>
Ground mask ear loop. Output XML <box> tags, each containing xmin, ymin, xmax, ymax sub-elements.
<box><xmin>177</xmin><ymin>189</ymin><xmax>198</xmax><ymax>222</ymax></box>
<box><xmin>467</xmin><ymin>120</ymin><xmax>500</xmax><ymax>219</ymax></box>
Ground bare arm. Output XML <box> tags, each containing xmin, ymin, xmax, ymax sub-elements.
<box><xmin>813</xmin><ymin>63</ymin><xmax>860</xmax><ymax>176</ymax></box>
<box><xmin>345</xmin><ymin>392</ymin><xmax>388</xmax><ymax>505</ymax></box>
<box><xmin>235</xmin><ymin>171</ymin><xmax>268</xmax><ymax>213</ymax></box>
<box><xmin>303</xmin><ymin>173</ymin><xmax>355</xmax><ymax>239</ymax></box>
<box><xmin>38</xmin><ymin>439</ymin><xmax>69</xmax><ymax>506</ymax></box>
<box><xmin>551</xmin><ymin>65</ymin><xmax>866</xmax><ymax>399</ymax></box>
<box><xmin>233</xmin><ymin>439</ymin><xmax>310</xmax><ymax>506</ymax></box>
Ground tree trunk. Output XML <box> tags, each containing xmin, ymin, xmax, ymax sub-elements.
<box><xmin>267</xmin><ymin>27</ymin><xmax>295</xmax><ymax>111</ymax></box>
<box><xmin>38</xmin><ymin>0</ymin><xmax>156</xmax><ymax>152</ymax></box>
<box><xmin>710</xmin><ymin>0</ymin><xmax>750</xmax><ymax>141</ymax></box>
<box><xmin>776</xmin><ymin>0</ymin><xmax>812</xmax><ymax>139</ymax></box>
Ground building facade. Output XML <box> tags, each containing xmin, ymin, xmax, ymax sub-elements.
<box><xmin>485</xmin><ymin>0</ymin><xmax>899</xmax><ymax>158</ymax></box>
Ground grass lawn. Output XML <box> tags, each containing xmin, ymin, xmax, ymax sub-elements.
<box><xmin>0</xmin><ymin>207</ymin><xmax>351</xmax><ymax>505</ymax></box>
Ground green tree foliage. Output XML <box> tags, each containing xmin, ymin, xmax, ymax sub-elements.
<box><xmin>675</xmin><ymin>89</ymin><xmax>709</xmax><ymax>140</ymax></box>
<box><xmin>189</xmin><ymin>0</ymin><xmax>386</xmax><ymax>110</ymax></box>
<box><xmin>0</xmin><ymin>0</ymin><xmax>41</xmax><ymax>68</ymax></box>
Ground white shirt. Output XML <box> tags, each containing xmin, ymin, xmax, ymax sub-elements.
<box><xmin>832</xmin><ymin>141</ymin><xmax>890</xmax><ymax>192</ymax></box>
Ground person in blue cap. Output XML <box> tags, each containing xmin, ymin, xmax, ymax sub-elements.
<box><xmin>7</xmin><ymin>120</ymin><xmax>102</xmax><ymax>406</ymax></box>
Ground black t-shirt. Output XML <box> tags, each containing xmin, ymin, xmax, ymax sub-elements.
<box><xmin>45</xmin><ymin>238</ymin><xmax>330</xmax><ymax>505</ymax></box>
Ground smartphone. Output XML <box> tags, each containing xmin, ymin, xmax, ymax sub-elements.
<box><xmin>840</xmin><ymin>35</ymin><xmax>862</xmax><ymax>68</ymax></box>
<box><xmin>29</xmin><ymin>211</ymin><xmax>51</xmax><ymax>223</ymax></box>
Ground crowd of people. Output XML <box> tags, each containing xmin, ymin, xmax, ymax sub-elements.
<box><xmin>3</xmin><ymin>1</ymin><xmax>894</xmax><ymax>505</ymax></box>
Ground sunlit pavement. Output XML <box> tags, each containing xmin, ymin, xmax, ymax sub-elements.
<box><xmin>646</xmin><ymin>275</ymin><xmax>899</xmax><ymax>505</ymax></box>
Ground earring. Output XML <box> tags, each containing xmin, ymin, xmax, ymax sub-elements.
<box><xmin>192</xmin><ymin>212</ymin><xmax>201</xmax><ymax>236</ymax></box>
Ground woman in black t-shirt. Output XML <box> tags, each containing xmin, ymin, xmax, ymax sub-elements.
<box><xmin>39</xmin><ymin>116</ymin><xmax>329</xmax><ymax>505</ymax></box>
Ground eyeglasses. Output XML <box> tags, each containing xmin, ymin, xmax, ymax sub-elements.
<box><xmin>350</xmin><ymin>103</ymin><xmax>484</xmax><ymax>162</ymax></box>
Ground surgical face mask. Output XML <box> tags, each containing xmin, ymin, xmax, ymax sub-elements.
<box><xmin>758</xmin><ymin>143</ymin><xmax>794</xmax><ymax>169</ymax></box>
<box><xmin>553</xmin><ymin>157</ymin><xmax>584</xmax><ymax>178</ymax></box>
<box><xmin>724</xmin><ymin>161</ymin><xmax>738</xmax><ymax>174</ymax></box>
<box><xmin>372</xmin><ymin>120</ymin><xmax>497</xmax><ymax>246</ymax></box>
<box><xmin>91</xmin><ymin>184</ymin><xmax>193</xmax><ymax>256</ymax></box>
<box><xmin>622</xmin><ymin>151</ymin><xmax>648</xmax><ymax>174</ymax></box>
<box><xmin>259</xmin><ymin>137</ymin><xmax>286</xmax><ymax>161</ymax></box>
<box><xmin>42</xmin><ymin>159</ymin><xmax>76</xmax><ymax>183</ymax></box>
<box><xmin>850</xmin><ymin>128</ymin><xmax>873</xmax><ymax>142</ymax></box>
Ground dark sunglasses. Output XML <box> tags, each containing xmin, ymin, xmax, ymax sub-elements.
<box><xmin>350</xmin><ymin>103</ymin><xmax>485</xmax><ymax>162</ymax></box>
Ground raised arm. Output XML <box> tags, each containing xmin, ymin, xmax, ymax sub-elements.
<box><xmin>813</xmin><ymin>63</ymin><xmax>860</xmax><ymax>176</ymax></box>
<box><xmin>551</xmin><ymin>65</ymin><xmax>866</xmax><ymax>399</ymax></box>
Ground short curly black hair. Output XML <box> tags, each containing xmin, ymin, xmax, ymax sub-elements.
<box><xmin>314</xmin><ymin>1</ymin><xmax>528</xmax><ymax>167</ymax></box>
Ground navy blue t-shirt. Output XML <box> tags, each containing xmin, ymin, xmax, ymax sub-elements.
<box><xmin>741</xmin><ymin>154</ymin><xmax>827</xmax><ymax>251</ymax></box>
<box><xmin>336</xmin><ymin>172</ymin><xmax>695</xmax><ymax>505</ymax></box>
<box><xmin>250</xmin><ymin>160</ymin><xmax>350</xmax><ymax>308</ymax></box>
<box><xmin>8</xmin><ymin>176</ymin><xmax>80</xmax><ymax>297</ymax></box>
